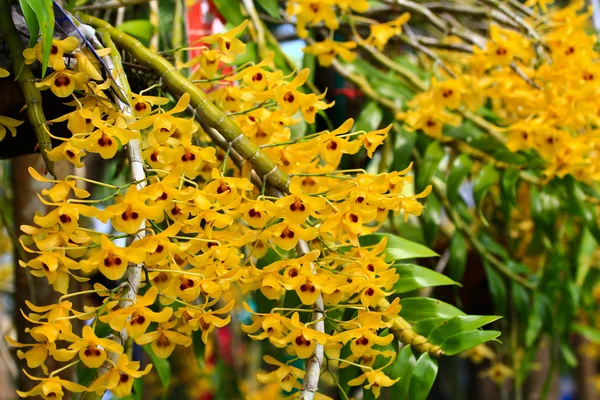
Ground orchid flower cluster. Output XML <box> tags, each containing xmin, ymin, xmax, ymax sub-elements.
<box><xmin>6</xmin><ymin>19</ymin><xmax>432</xmax><ymax>399</ymax></box>
<box><xmin>398</xmin><ymin>1</ymin><xmax>600</xmax><ymax>183</ymax></box>
<box><xmin>288</xmin><ymin>0</ymin><xmax>600</xmax><ymax>184</ymax></box>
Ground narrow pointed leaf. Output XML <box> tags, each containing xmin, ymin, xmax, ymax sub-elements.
<box><xmin>427</xmin><ymin>315</ymin><xmax>501</xmax><ymax>345</ymax></box>
<box><xmin>399</xmin><ymin>298</ymin><xmax>465</xmax><ymax>322</ymax></box>
<box><xmin>408</xmin><ymin>353</ymin><xmax>438</xmax><ymax>400</ymax></box>
<box><xmin>440</xmin><ymin>330</ymin><xmax>502</xmax><ymax>355</ymax></box>
<box><xmin>447</xmin><ymin>232</ymin><xmax>467</xmax><ymax>281</ymax></box>
<box><xmin>393</xmin><ymin>263</ymin><xmax>459</xmax><ymax>293</ymax></box>
<box><xmin>390</xmin><ymin>344</ymin><xmax>417</xmax><ymax>399</ymax></box>
<box><xmin>473</xmin><ymin>164</ymin><xmax>500</xmax><ymax>226</ymax></box>
<box><xmin>358</xmin><ymin>233</ymin><xmax>439</xmax><ymax>262</ymax></box>
<box><xmin>19</xmin><ymin>0</ymin><xmax>40</xmax><ymax>48</ymax></box>
<box><xmin>447</xmin><ymin>154</ymin><xmax>473</xmax><ymax>203</ymax></box>
<box><xmin>25</xmin><ymin>0</ymin><xmax>54</xmax><ymax>78</ymax></box>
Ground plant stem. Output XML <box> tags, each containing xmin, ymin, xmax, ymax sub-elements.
<box><xmin>0</xmin><ymin>0</ymin><xmax>55</xmax><ymax>177</ymax></box>
<box><xmin>297</xmin><ymin>240</ymin><xmax>325</xmax><ymax>400</ymax></box>
<box><xmin>376</xmin><ymin>298</ymin><xmax>445</xmax><ymax>356</ymax></box>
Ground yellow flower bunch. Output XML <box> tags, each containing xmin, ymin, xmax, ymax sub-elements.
<box><xmin>398</xmin><ymin>1</ymin><xmax>600</xmax><ymax>183</ymax></box>
<box><xmin>8</xmin><ymin>19</ymin><xmax>430</xmax><ymax>399</ymax></box>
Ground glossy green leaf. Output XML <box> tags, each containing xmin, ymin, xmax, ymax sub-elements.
<box><xmin>256</xmin><ymin>0</ymin><xmax>279</xmax><ymax>18</ymax></box>
<box><xmin>355</xmin><ymin>101</ymin><xmax>383</xmax><ymax>133</ymax></box>
<box><xmin>390</xmin><ymin>344</ymin><xmax>417</xmax><ymax>399</ymax></box>
<box><xmin>416</xmin><ymin>141</ymin><xmax>444</xmax><ymax>192</ymax></box>
<box><xmin>143</xmin><ymin>345</ymin><xmax>172</xmax><ymax>389</ymax></box>
<box><xmin>408</xmin><ymin>353</ymin><xmax>438</xmax><ymax>400</ymax></box>
<box><xmin>391</xmin><ymin>124</ymin><xmax>416</xmax><ymax>172</ymax></box>
<box><xmin>427</xmin><ymin>315</ymin><xmax>501</xmax><ymax>345</ymax></box>
<box><xmin>447</xmin><ymin>233</ymin><xmax>467</xmax><ymax>281</ymax></box>
<box><xmin>413</xmin><ymin>317</ymin><xmax>446</xmax><ymax>338</ymax></box>
<box><xmin>393</xmin><ymin>263</ymin><xmax>459</xmax><ymax>293</ymax></box>
<box><xmin>530</xmin><ymin>185</ymin><xmax>561</xmax><ymax>240</ymax></box>
<box><xmin>501</xmin><ymin>167</ymin><xmax>520</xmax><ymax>208</ymax></box>
<box><xmin>576</xmin><ymin>229</ymin><xmax>596</xmax><ymax>286</ymax></box>
<box><xmin>447</xmin><ymin>154</ymin><xmax>473</xmax><ymax>204</ymax></box>
<box><xmin>213</xmin><ymin>0</ymin><xmax>245</xmax><ymax>26</ymax></box>
<box><xmin>118</xmin><ymin>20</ymin><xmax>155</xmax><ymax>43</ymax></box>
<box><xmin>358</xmin><ymin>233</ymin><xmax>439</xmax><ymax>262</ymax></box>
<box><xmin>400</xmin><ymin>298</ymin><xmax>465</xmax><ymax>323</ymax></box>
<box><xmin>440</xmin><ymin>330</ymin><xmax>502</xmax><ymax>356</ymax></box>
<box><xmin>19</xmin><ymin>0</ymin><xmax>39</xmax><ymax>48</ymax></box>
<box><xmin>473</xmin><ymin>164</ymin><xmax>500</xmax><ymax>226</ymax></box>
<box><xmin>483</xmin><ymin>262</ymin><xmax>507</xmax><ymax>315</ymax></box>
<box><xmin>24</xmin><ymin>0</ymin><xmax>54</xmax><ymax>78</ymax></box>
<box><xmin>422</xmin><ymin>194</ymin><xmax>441</xmax><ymax>247</ymax></box>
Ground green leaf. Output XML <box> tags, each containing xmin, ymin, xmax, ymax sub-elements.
<box><xmin>118</xmin><ymin>20</ymin><xmax>155</xmax><ymax>43</ymax></box>
<box><xmin>408</xmin><ymin>353</ymin><xmax>438</xmax><ymax>400</ymax></box>
<box><xmin>440</xmin><ymin>330</ymin><xmax>502</xmax><ymax>356</ymax></box>
<box><xmin>427</xmin><ymin>316</ymin><xmax>501</xmax><ymax>345</ymax></box>
<box><xmin>416</xmin><ymin>141</ymin><xmax>444</xmax><ymax>192</ymax></box>
<box><xmin>391</xmin><ymin>124</ymin><xmax>416</xmax><ymax>172</ymax></box>
<box><xmin>501</xmin><ymin>167</ymin><xmax>521</xmax><ymax>208</ymax></box>
<box><xmin>390</xmin><ymin>345</ymin><xmax>417</xmax><ymax>399</ymax></box>
<box><xmin>255</xmin><ymin>0</ymin><xmax>279</xmax><ymax>18</ymax></box>
<box><xmin>576</xmin><ymin>229</ymin><xmax>596</xmax><ymax>286</ymax></box>
<box><xmin>511</xmin><ymin>281</ymin><xmax>530</xmax><ymax>326</ymax></box>
<box><xmin>443</xmin><ymin>120</ymin><xmax>485</xmax><ymax>141</ymax></box>
<box><xmin>473</xmin><ymin>164</ymin><xmax>500</xmax><ymax>226</ymax></box>
<box><xmin>422</xmin><ymin>193</ymin><xmax>441</xmax><ymax>247</ymax></box>
<box><xmin>338</xmin><ymin>342</ymin><xmax>359</xmax><ymax>398</ymax></box>
<box><xmin>493</xmin><ymin>148</ymin><xmax>527</xmax><ymax>165</ymax></box>
<box><xmin>447</xmin><ymin>154</ymin><xmax>473</xmax><ymax>204</ymax></box>
<box><xmin>355</xmin><ymin>101</ymin><xmax>383</xmax><ymax>133</ymax></box>
<box><xmin>573</xmin><ymin>324</ymin><xmax>600</xmax><ymax>343</ymax></box>
<box><xmin>213</xmin><ymin>0</ymin><xmax>245</xmax><ymax>26</ymax></box>
<box><xmin>413</xmin><ymin>318</ymin><xmax>446</xmax><ymax>337</ymax></box>
<box><xmin>24</xmin><ymin>0</ymin><xmax>54</xmax><ymax>78</ymax></box>
<box><xmin>484</xmin><ymin>262</ymin><xmax>507</xmax><ymax>315</ymax></box>
<box><xmin>399</xmin><ymin>298</ymin><xmax>465</xmax><ymax>323</ymax></box>
<box><xmin>358</xmin><ymin>233</ymin><xmax>438</xmax><ymax>262</ymax></box>
<box><xmin>393</xmin><ymin>263</ymin><xmax>459</xmax><ymax>293</ymax></box>
<box><xmin>143</xmin><ymin>345</ymin><xmax>172</xmax><ymax>389</ymax></box>
<box><xmin>525</xmin><ymin>294</ymin><xmax>547</xmax><ymax>347</ymax></box>
<box><xmin>447</xmin><ymin>233</ymin><xmax>467</xmax><ymax>281</ymax></box>
<box><xmin>560</xmin><ymin>342</ymin><xmax>577</xmax><ymax>368</ymax></box>
<box><xmin>479</xmin><ymin>234</ymin><xmax>509</xmax><ymax>259</ymax></box>
<box><xmin>19</xmin><ymin>0</ymin><xmax>39</xmax><ymax>48</ymax></box>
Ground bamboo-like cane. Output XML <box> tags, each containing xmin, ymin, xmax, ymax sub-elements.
<box><xmin>377</xmin><ymin>298</ymin><xmax>445</xmax><ymax>357</ymax></box>
<box><xmin>0</xmin><ymin>0</ymin><xmax>55</xmax><ymax>178</ymax></box>
<box><xmin>76</xmin><ymin>12</ymin><xmax>291</xmax><ymax>193</ymax></box>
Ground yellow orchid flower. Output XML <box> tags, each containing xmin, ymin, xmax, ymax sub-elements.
<box><xmin>135</xmin><ymin>319</ymin><xmax>192</xmax><ymax>358</ymax></box>
<box><xmin>35</xmin><ymin>70</ymin><xmax>89</xmax><ymax>98</ymax></box>
<box><xmin>23</xmin><ymin>37</ymin><xmax>80</xmax><ymax>71</ymax></box>
<box><xmin>0</xmin><ymin>115</ymin><xmax>24</xmax><ymax>142</ymax></box>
